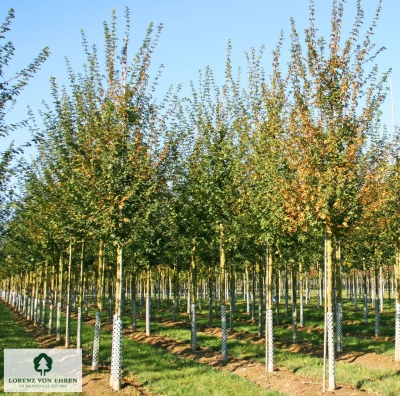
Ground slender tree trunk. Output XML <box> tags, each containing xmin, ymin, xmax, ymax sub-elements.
<box><xmin>41</xmin><ymin>262</ymin><xmax>48</xmax><ymax>330</ymax></box>
<box><xmin>363</xmin><ymin>259</ymin><xmax>368</xmax><ymax>324</ymax></box>
<box><xmin>291</xmin><ymin>269</ymin><xmax>297</xmax><ymax>344</ymax></box>
<box><xmin>299</xmin><ymin>262</ymin><xmax>304</xmax><ymax>328</ymax></box>
<box><xmin>265</xmin><ymin>242</ymin><xmax>274</xmax><ymax>373</ymax></box>
<box><xmin>375</xmin><ymin>266</ymin><xmax>380</xmax><ymax>336</ymax></box>
<box><xmin>190</xmin><ymin>239</ymin><xmax>197</xmax><ymax>351</ymax></box>
<box><xmin>285</xmin><ymin>265</ymin><xmax>289</xmax><ymax>316</ymax></box>
<box><xmin>258</xmin><ymin>262</ymin><xmax>263</xmax><ymax>337</ymax></box>
<box><xmin>220</xmin><ymin>224</ymin><xmax>228</xmax><ymax>362</ymax></box>
<box><xmin>335</xmin><ymin>241</ymin><xmax>343</xmax><ymax>352</ymax></box>
<box><xmin>65</xmin><ymin>243</ymin><xmax>72</xmax><ymax>348</ymax></box>
<box><xmin>326</xmin><ymin>231</ymin><xmax>336</xmax><ymax>391</ymax></box>
<box><xmin>395</xmin><ymin>238</ymin><xmax>400</xmax><ymax>361</ymax></box>
<box><xmin>77</xmin><ymin>240</ymin><xmax>85</xmax><ymax>350</ymax></box>
<box><xmin>246</xmin><ymin>265</ymin><xmax>250</xmax><ymax>314</ymax></box>
<box><xmin>208</xmin><ymin>265</ymin><xmax>213</xmax><ymax>328</ymax></box>
<box><xmin>115</xmin><ymin>244</ymin><xmax>123</xmax><ymax>317</ymax></box>
<box><xmin>275</xmin><ymin>270</ymin><xmax>280</xmax><ymax>325</ymax></box>
<box><xmin>380</xmin><ymin>266</ymin><xmax>384</xmax><ymax>313</ymax></box>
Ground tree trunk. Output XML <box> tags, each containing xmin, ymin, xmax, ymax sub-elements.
<box><xmin>65</xmin><ymin>243</ymin><xmax>72</xmax><ymax>348</ymax></box>
<box><xmin>291</xmin><ymin>269</ymin><xmax>297</xmax><ymax>344</ymax></box>
<box><xmin>77</xmin><ymin>240</ymin><xmax>85</xmax><ymax>350</ymax></box>
<box><xmin>326</xmin><ymin>231</ymin><xmax>336</xmax><ymax>391</ymax></box>
<box><xmin>335</xmin><ymin>241</ymin><xmax>343</xmax><ymax>352</ymax></box>
<box><xmin>265</xmin><ymin>242</ymin><xmax>274</xmax><ymax>373</ymax></box>
<box><xmin>220</xmin><ymin>224</ymin><xmax>228</xmax><ymax>362</ymax></box>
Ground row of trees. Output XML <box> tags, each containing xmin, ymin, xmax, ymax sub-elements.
<box><xmin>1</xmin><ymin>1</ymin><xmax>399</xmax><ymax>391</ymax></box>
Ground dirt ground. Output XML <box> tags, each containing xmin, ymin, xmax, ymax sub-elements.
<box><xmin>7</xmin><ymin>305</ymin><xmax>399</xmax><ymax>396</ymax></box>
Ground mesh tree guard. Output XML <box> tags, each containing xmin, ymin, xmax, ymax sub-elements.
<box><xmin>41</xmin><ymin>299</ymin><xmax>46</xmax><ymax>329</ymax></box>
<box><xmin>327</xmin><ymin>312</ymin><xmax>336</xmax><ymax>391</ymax></box>
<box><xmin>56</xmin><ymin>302</ymin><xmax>61</xmax><ymax>341</ymax></box>
<box><xmin>92</xmin><ymin>311</ymin><xmax>101</xmax><ymax>371</ymax></box>
<box><xmin>396</xmin><ymin>303</ymin><xmax>400</xmax><ymax>361</ymax></box>
<box><xmin>221</xmin><ymin>304</ymin><xmax>228</xmax><ymax>362</ymax></box>
<box><xmin>112</xmin><ymin>318</ymin><xmax>123</xmax><ymax>391</ymax></box>
<box><xmin>336</xmin><ymin>302</ymin><xmax>343</xmax><ymax>352</ymax></box>
<box><xmin>65</xmin><ymin>304</ymin><xmax>71</xmax><ymax>348</ymax></box>
<box><xmin>23</xmin><ymin>294</ymin><xmax>27</xmax><ymax>315</ymax></box>
<box><xmin>266</xmin><ymin>309</ymin><xmax>274</xmax><ymax>373</ymax></box>
<box><xmin>191</xmin><ymin>303</ymin><xmax>197</xmax><ymax>351</ymax></box>
<box><xmin>27</xmin><ymin>296</ymin><xmax>31</xmax><ymax>320</ymax></box>
<box><xmin>292</xmin><ymin>307</ymin><xmax>297</xmax><ymax>344</ymax></box>
<box><xmin>48</xmin><ymin>300</ymin><xmax>53</xmax><ymax>334</ymax></box>
<box><xmin>36</xmin><ymin>298</ymin><xmax>41</xmax><ymax>325</ymax></box>
<box><xmin>363</xmin><ymin>294</ymin><xmax>368</xmax><ymax>324</ymax></box>
<box><xmin>258</xmin><ymin>299</ymin><xmax>263</xmax><ymax>337</ymax></box>
<box><xmin>110</xmin><ymin>315</ymin><xmax>117</xmax><ymax>386</ymax></box>
<box><xmin>132</xmin><ymin>297</ymin><xmax>136</xmax><ymax>332</ymax></box>
<box><xmin>375</xmin><ymin>300</ymin><xmax>380</xmax><ymax>336</ymax></box>
<box><xmin>300</xmin><ymin>294</ymin><xmax>304</xmax><ymax>327</ymax></box>
<box><xmin>146</xmin><ymin>296</ymin><xmax>151</xmax><ymax>336</ymax></box>
<box><xmin>77</xmin><ymin>306</ymin><xmax>82</xmax><ymax>350</ymax></box>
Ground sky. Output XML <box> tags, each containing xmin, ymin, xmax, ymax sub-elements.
<box><xmin>1</xmin><ymin>0</ymin><xmax>399</xmax><ymax>159</ymax></box>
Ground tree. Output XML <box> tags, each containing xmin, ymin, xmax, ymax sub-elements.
<box><xmin>0</xmin><ymin>8</ymin><xmax>49</xmax><ymax>240</ymax></box>
<box><xmin>281</xmin><ymin>0</ymin><xmax>389</xmax><ymax>389</ymax></box>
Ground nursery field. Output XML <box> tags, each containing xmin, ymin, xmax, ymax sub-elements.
<box><xmin>1</xmin><ymin>291</ymin><xmax>400</xmax><ymax>396</ymax></box>
<box><xmin>3</xmin><ymin>1</ymin><xmax>400</xmax><ymax>395</ymax></box>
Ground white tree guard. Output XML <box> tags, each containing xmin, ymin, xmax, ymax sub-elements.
<box><xmin>77</xmin><ymin>306</ymin><xmax>82</xmax><ymax>349</ymax></box>
<box><xmin>65</xmin><ymin>304</ymin><xmax>71</xmax><ymax>348</ymax></box>
<box><xmin>375</xmin><ymin>300</ymin><xmax>380</xmax><ymax>336</ymax></box>
<box><xmin>23</xmin><ymin>294</ymin><xmax>27</xmax><ymax>315</ymax></box>
<box><xmin>327</xmin><ymin>312</ymin><xmax>336</xmax><ymax>391</ymax></box>
<box><xmin>92</xmin><ymin>311</ymin><xmax>101</xmax><ymax>371</ymax></box>
<box><xmin>33</xmin><ymin>298</ymin><xmax>37</xmax><ymax>324</ymax></box>
<box><xmin>336</xmin><ymin>302</ymin><xmax>343</xmax><ymax>352</ymax></box>
<box><xmin>27</xmin><ymin>296</ymin><xmax>31</xmax><ymax>320</ymax></box>
<box><xmin>266</xmin><ymin>309</ymin><xmax>274</xmax><ymax>373</ymax></box>
<box><xmin>85</xmin><ymin>293</ymin><xmax>89</xmax><ymax>317</ymax></box>
<box><xmin>258</xmin><ymin>299</ymin><xmax>263</xmax><ymax>337</ymax></box>
<box><xmin>230</xmin><ymin>299</ymin><xmax>234</xmax><ymax>333</ymax></box>
<box><xmin>56</xmin><ymin>302</ymin><xmax>61</xmax><ymax>341</ymax></box>
<box><xmin>110</xmin><ymin>315</ymin><xmax>117</xmax><ymax>386</ymax></box>
<box><xmin>363</xmin><ymin>294</ymin><xmax>368</xmax><ymax>324</ymax></box>
<box><xmin>146</xmin><ymin>296</ymin><xmax>151</xmax><ymax>336</ymax></box>
<box><xmin>41</xmin><ymin>299</ymin><xmax>46</xmax><ymax>328</ymax></box>
<box><xmin>292</xmin><ymin>307</ymin><xmax>297</xmax><ymax>344</ymax></box>
<box><xmin>112</xmin><ymin>318</ymin><xmax>123</xmax><ymax>391</ymax></box>
<box><xmin>300</xmin><ymin>294</ymin><xmax>304</xmax><ymax>327</ymax></box>
<box><xmin>48</xmin><ymin>300</ymin><xmax>53</xmax><ymax>334</ymax></box>
<box><xmin>36</xmin><ymin>298</ymin><xmax>41</xmax><ymax>326</ymax></box>
<box><xmin>396</xmin><ymin>303</ymin><xmax>400</xmax><ymax>361</ymax></box>
<box><xmin>191</xmin><ymin>303</ymin><xmax>197</xmax><ymax>351</ymax></box>
<box><xmin>221</xmin><ymin>304</ymin><xmax>228</xmax><ymax>362</ymax></box>
<box><xmin>132</xmin><ymin>297</ymin><xmax>136</xmax><ymax>332</ymax></box>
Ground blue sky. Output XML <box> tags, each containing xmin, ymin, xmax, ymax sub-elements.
<box><xmin>1</xmin><ymin>0</ymin><xmax>399</xmax><ymax>158</ymax></box>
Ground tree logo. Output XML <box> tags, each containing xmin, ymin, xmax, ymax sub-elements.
<box><xmin>33</xmin><ymin>353</ymin><xmax>53</xmax><ymax>376</ymax></box>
